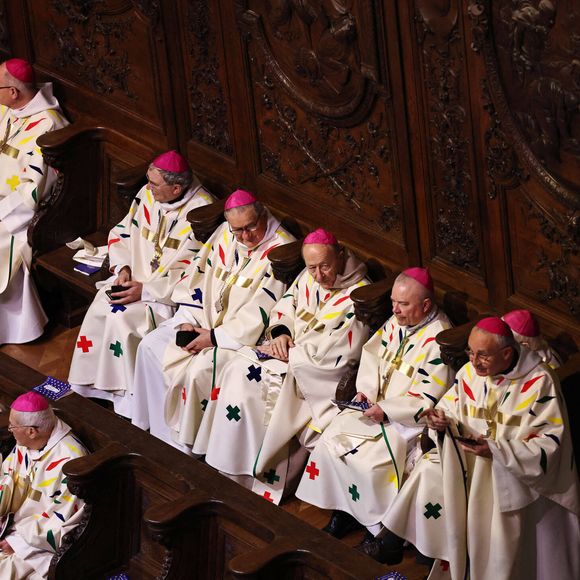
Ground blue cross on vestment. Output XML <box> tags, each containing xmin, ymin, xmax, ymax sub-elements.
<box><xmin>191</xmin><ymin>288</ymin><xmax>203</xmax><ymax>302</ymax></box>
<box><xmin>110</xmin><ymin>304</ymin><xmax>127</xmax><ymax>313</ymax></box>
<box><xmin>247</xmin><ymin>364</ymin><xmax>262</xmax><ymax>382</ymax></box>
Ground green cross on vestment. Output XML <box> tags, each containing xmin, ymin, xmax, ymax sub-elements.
<box><xmin>348</xmin><ymin>484</ymin><xmax>360</xmax><ymax>502</ymax></box>
<box><xmin>109</xmin><ymin>341</ymin><xmax>123</xmax><ymax>357</ymax></box>
<box><xmin>424</xmin><ymin>502</ymin><xmax>442</xmax><ymax>519</ymax></box>
<box><xmin>226</xmin><ymin>405</ymin><xmax>241</xmax><ymax>422</ymax></box>
<box><xmin>263</xmin><ymin>468</ymin><xmax>280</xmax><ymax>485</ymax></box>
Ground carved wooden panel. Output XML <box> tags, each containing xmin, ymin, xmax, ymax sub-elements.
<box><xmin>24</xmin><ymin>0</ymin><xmax>173</xmax><ymax>143</ymax></box>
<box><xmin>0</xmin><ymin>0</ymin><xmax>10</xmax><ymax>56</ymax></box>
<box><xmin>236</xmin><ymin>0</ymin><xmax>408</xmax><ymax>250</ymax></box>
<box><xmin>178</xmin><ymin>0</ymin><xmax>234</xmax><ymax>158</ymax></box>
<box><xmin>412</xmin><ymin>0</ymin><xmax>483</xmax><ymax>275</ymax></box>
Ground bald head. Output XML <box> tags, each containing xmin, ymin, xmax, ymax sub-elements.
<box><xmin>390</xmin><ymin>273</ymin><xmax>434</xmax><ymax>327</ymax></box>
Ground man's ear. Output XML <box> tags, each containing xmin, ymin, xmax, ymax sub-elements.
<box><xmin>423</xmin><ymin>297</ymin><xmax>432</xmax><ymax>314</ymax></box>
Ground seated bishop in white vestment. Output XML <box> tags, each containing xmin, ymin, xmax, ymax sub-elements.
<box><xmin>295</xmin><ymin>268</ymin><xmax>455</xmax><ymax>562</ymax></box>
<box><xmin>0</xmin><ymin>58</ymin><xmax>69</xmax><ymax>345</ymax></box>
<box><xmin>69</xmin><ymin>151</ymin><xmax>215</xmax><ymax>418</ymax></box>
<box><xmin>131</xmin><ymin>189</ymin><xmax>295</xmax><ymax>450</ymax></box>
<box><xmin>384</xmin><ymin>317</ymin><xmax>580</xmax><ymax>580</ymax></box>
<box><xmin>199</xmin><ymin>229</ymin><xmax>370</xmax><ymax>504</ymax></box>
<box><xmin>0</xmin><ymin>392</ymin><xmax>87</xmax><ymax>579</ymax></box>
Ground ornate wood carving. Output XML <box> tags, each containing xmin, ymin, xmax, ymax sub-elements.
<box><xmin>0</xmin><ymin>0</ymin><xmax>10</xmax><ymax>55</ymax></box>
<box><xmin>238</xmin><ymin>1</ymin><xmax>402</xmax><ymax>239</ymax></box>
<box><xmin>415</xmin><ymin>0</ymin><xmax>482</xmax><ymax>272</ymax></box>
<box><xmin>469</xmin><ymin>0</ymin><xmax>580</xmax><ymax>210</ymax></box>
<box><xmin>47</xmin><ymin>0</ymin><xmax>137</xmax><ymax>99</ymax></box>
<box><xmin>184</xmin><ymin>0</ymin><xmax>233</xmax><ymax>156</ymax></box>
<box><xmin>526</xmin><ymin>197</ymin><xmax>580</xmax><ymax>316</ymax></box>
<box><xmin>481</xmin><ymin>78</ymin><xmax>528</xmax><ymax>199</ymax></box>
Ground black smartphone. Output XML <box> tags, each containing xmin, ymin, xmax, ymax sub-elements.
<box><xmin>105</xmin><ymin>285</ymin><xmax>126</xmax><ymax>300</ymax></box>
<box><xmin>176</xmin><ymin>330</ymin><xmax>199</xmax><ymax>347</ymax></box>
<box><xmin>455</xmin><ymin>435</ymin><xmax>479</xmax><ymax>446</ymax></box>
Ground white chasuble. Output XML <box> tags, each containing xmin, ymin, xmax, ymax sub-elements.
<box><xmin>0</xmin><ymin>84</ymin><xmax>68</xmax><ymax>344</ymax></box>
<box><xmin>162</xmin><ymin>214</ymin><xmax>295</xmax><ymax>447</ymax></box>
<box><xmin>0</xmin><ymin>419</ymin><xmax>87</xmax><ymax>579</ymax></box>
<box><xmin>201</xmin><ymin>250</ymin><xmax>369</xmax><ymax>504</ymax></box>
<box><xmin>296</xmin><ymin>310</ymin><xmax>454</xmax><ymax>525</ymax></box>
<box><xmin>384</xmin><ymin>347</ymin><xmax>580</xmax><ymax>580</ymax></box>
<box><xmin>68</xmin><ymin>182</ymin><xmax>214</xmax><ymax>417</ymax></box>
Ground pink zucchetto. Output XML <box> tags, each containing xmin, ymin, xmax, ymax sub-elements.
<box><xmin>5</xmin><ymin>58</ymin><xmax>34</xmax><ymax>83</ymax></box>
<box><xmin>303</xmin><ymin>228</ymin><xmax>338</xmax><ymax>246</ymax></box>
<box><xmin>402</xmin><ymin>267</ymin><xmax>434</xmax><ymax>293</ymax></box>
<box><xmin>151</xmin><ymin>150</ymin><xmax>190</xmax><ymax>174</ymax></box>
<box><xmin>225</xmin><ymin>189</ymin><xmax>257</xmax><ymax>210</ymax></box>
<box><xmin>475</xmin><ymin>316</ymin><xmax>513</xmax><ymax>337</ymax></box>
<box><xmin>10</xmin><ymin>391</ymin><xmax>49</xmax><ymax>412</ymax></box>
<box><xmin>502</xmin><ymin>309</ymin><xmax>539</xmax><ymax>338</ymax></box>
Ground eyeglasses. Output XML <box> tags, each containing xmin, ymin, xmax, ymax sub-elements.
<box><xmin>0</xmin><ymin>85</ymin><xmax>16</xmax><ymax>90</ymax></box>
<box><xmin>7</xmin><ymin>424</ymin><xmax>38</xmax><ymax>432</ymax></box>
<box><xmin>465</xmin><ymin>347</ymin><xmax>508</xmax><ymax>363</ymax></box>
<box><xmin>228</xmin><ymin>214</ymin><xmax>263</xmax><ymax>236</ymax></box>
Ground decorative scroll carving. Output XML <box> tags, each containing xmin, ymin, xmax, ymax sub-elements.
<box><xmin>0</xmin><ymin>0</ymin><xmax>10</xmax><ymax>55</ymax></box>
<box><xmin>239</xmin><ymin>2</ymin><xmax>400</xmax><ymax>237</ymax></box>
<box><xmin>481</xmin><ymin>78</ymin><xmax>527</xmax><ymax>199</ymax></box>
<box><xmin>47</xmin><ymin>0</ymin><xmax>145</xmax><ymax>99</ymax></box>
<box><xmin>527</xmin><ymin>198</ymin><xmax>580</xmax><ymax>316</ymax></box>
<box><xmin>240</xmin><ymin>0</ymin><xmax>377</xmax><ymax>122</ymax></box>
<box><xmin>415</xmin><ymin>0</ymin><xmax>481</xmax><ymax>272</ymax></box>
<box><xmin>185</xmin><ymin>0</ymin><xmax>233</xmax><ymax>156</ymax></box>
<box><xmin>469</xmin><ymin>0</ymin><xmax>580</xmax><ymax>210</ymax></box>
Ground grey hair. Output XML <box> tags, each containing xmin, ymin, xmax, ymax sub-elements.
<box><xmin>3</xmin><ymin>68</ymin><xmax>35</xmax><ymax>97</ymax></box>
<box><xmin>224</xmin><ymin>200</ymin><xmax>265</xmax><ymax>220</ymax></box>
<box><xmin>394</xmin><ymin>272</ymin><xmax>434</xmax><ymax>300</ymax></box>
<box><xmin>11</xmin><ymin>407</ymin><xmax>56</xmax><ymax>436</ymax></box>
<box><xmin>149</xmin><ymin>164</ymin><xmax>193</xmax><ymax>191</ymax></box>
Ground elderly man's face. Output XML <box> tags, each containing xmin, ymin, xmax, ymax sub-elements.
<box><xmin>390</xmin><ymin>280</ymin><xmax>431</xmax><ymax>327</ymax></box>
<box><xmin>8</xmin><ymin>410</ymin><xmax>38</xmax><ymax>448</ymax></box>
<box><xmin>146</xmin><ymin>167</ymin><xmax>183</xmax><ymax>203</ymax></box>
<box><xmin>467</xmin><ymin>328</ymin><xmax>514</xmax><ymax>377</ymax></box>
<box><xmin>0</xmin><ymin>64</ymin><xmax>17</xmax><ymax>108</ymax></box>
<box><xmin>303</xmin><ymin>244</ymin><xmax>344</xmax><ymax>290</ymax></box>
<box><xmin>227</xmin><ymin>206</ymin><xmax>267</xmax><ymax>249</ymax></box>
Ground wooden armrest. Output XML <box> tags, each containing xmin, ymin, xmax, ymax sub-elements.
<box><xmin>557</xmin><ymin>352</ymin><xmax>580</xmax><ymax>384</ymax></box>
<box><xmin>63</xmin><ymin>442</ymin><xmax>128</xmax><ymax>500</ymax></box>
<box><xmin>350</xmin><ymin>277</ymin><xmax>394</xmax><ymax>330</ymax></box>
<box><xmin>113</xmin><ymin>162</ymin><xmax>149</xmax><ymax>202</ymax></box>
<box><xmin>267</xmin><ymin>240</ymin><xmax>304</xmax><ymax>284</ymax></box>
<box><xmin>37</xmin><ymin>122</ymin><xmax>107</xmax><ymax>170</ymax></box>
<box><xmin>188</xmin><ymin>199</ymin><xmax>226</xmax><ymax>243</ymax></box>
<box><xmin>436</xmin><ymin>320</ymin><xmax>478</xmax><ymax>371</ymax></box>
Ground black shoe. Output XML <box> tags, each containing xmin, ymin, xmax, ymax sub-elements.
<box><xmin>322</xmin><ymin>510</ymin><xmax>363</xmax><ymax>538</ymax></box>
<box><xmin>356</xmin><ymin>530</ymin><xmax>404</xmax><ymax>565</ymax></box>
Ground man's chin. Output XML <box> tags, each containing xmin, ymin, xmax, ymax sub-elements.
<box><xmin>474</xmin><ymin>367</ymin><xmax>488</xmax><ymax>377</ymax></box>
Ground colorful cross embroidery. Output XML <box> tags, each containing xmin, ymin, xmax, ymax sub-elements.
<box><xmin>76</xmin><ymin>336</ymin><xmax>93</xmax><ymax>353</ymax></box>
<box><xmin>110</xmin><ymin>304</ymin><xmax>127</xmax><ymax>313</ymax></box>
<box><xmin>305</xmin><ymin>461</ymin><xmax>320</xmax><ymax>480</ymax></box>
<box><xmin>263</xmin><ymin>491</ymin><xmax>274</xmax><ymax>502</ymax></box>
<box><xmin>109</xmin><ymin>341</ymin><xmax>123</xmax><ymax>357</ymax></box>
<box><xmin>424</xmin><ymin>502</ymin><xmax>442</xmax><ymax>519</ymax></box>
<box><xmin>6</xmin><ymin>175</ymin><xmax>19</xmax><ymax>190</ymax></box>
<box><xmin>348</xmin><ymin>484</ymin><xmax>360</xmax><ymax>502</ymax></box>
<box><xmin>191</xmin><ymin>288</ymin><xmax>203</xmax><ymax>302</ymax></box>
<box><xmin>247</xmin><ymin>364</ymin><xmax>262</xmax><ymax>382</ymax></box>
<box><xmin>226</xmin><ymin>405</ymin><xmax>241</xmax><ymax>422</ymax></box>
<box><xmin>210</xmin><ymin>387</ymin><xmax>220</xmax><ymax>400</ymax></box>
<box><xmin>263</xmin><ymin>469</ymin><xmax>280</xmax><ymax>485</ymax></box>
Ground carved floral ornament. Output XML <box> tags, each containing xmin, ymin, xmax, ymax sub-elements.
<box><xmin>237</xmin><ymin>0</ymin><xmax>378</xmax><ymax>124</ymax></box>
<box><xmin>468</xmin><ymin>0</ymin><xmax>580</xmax><ymax>211</ymax></box>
